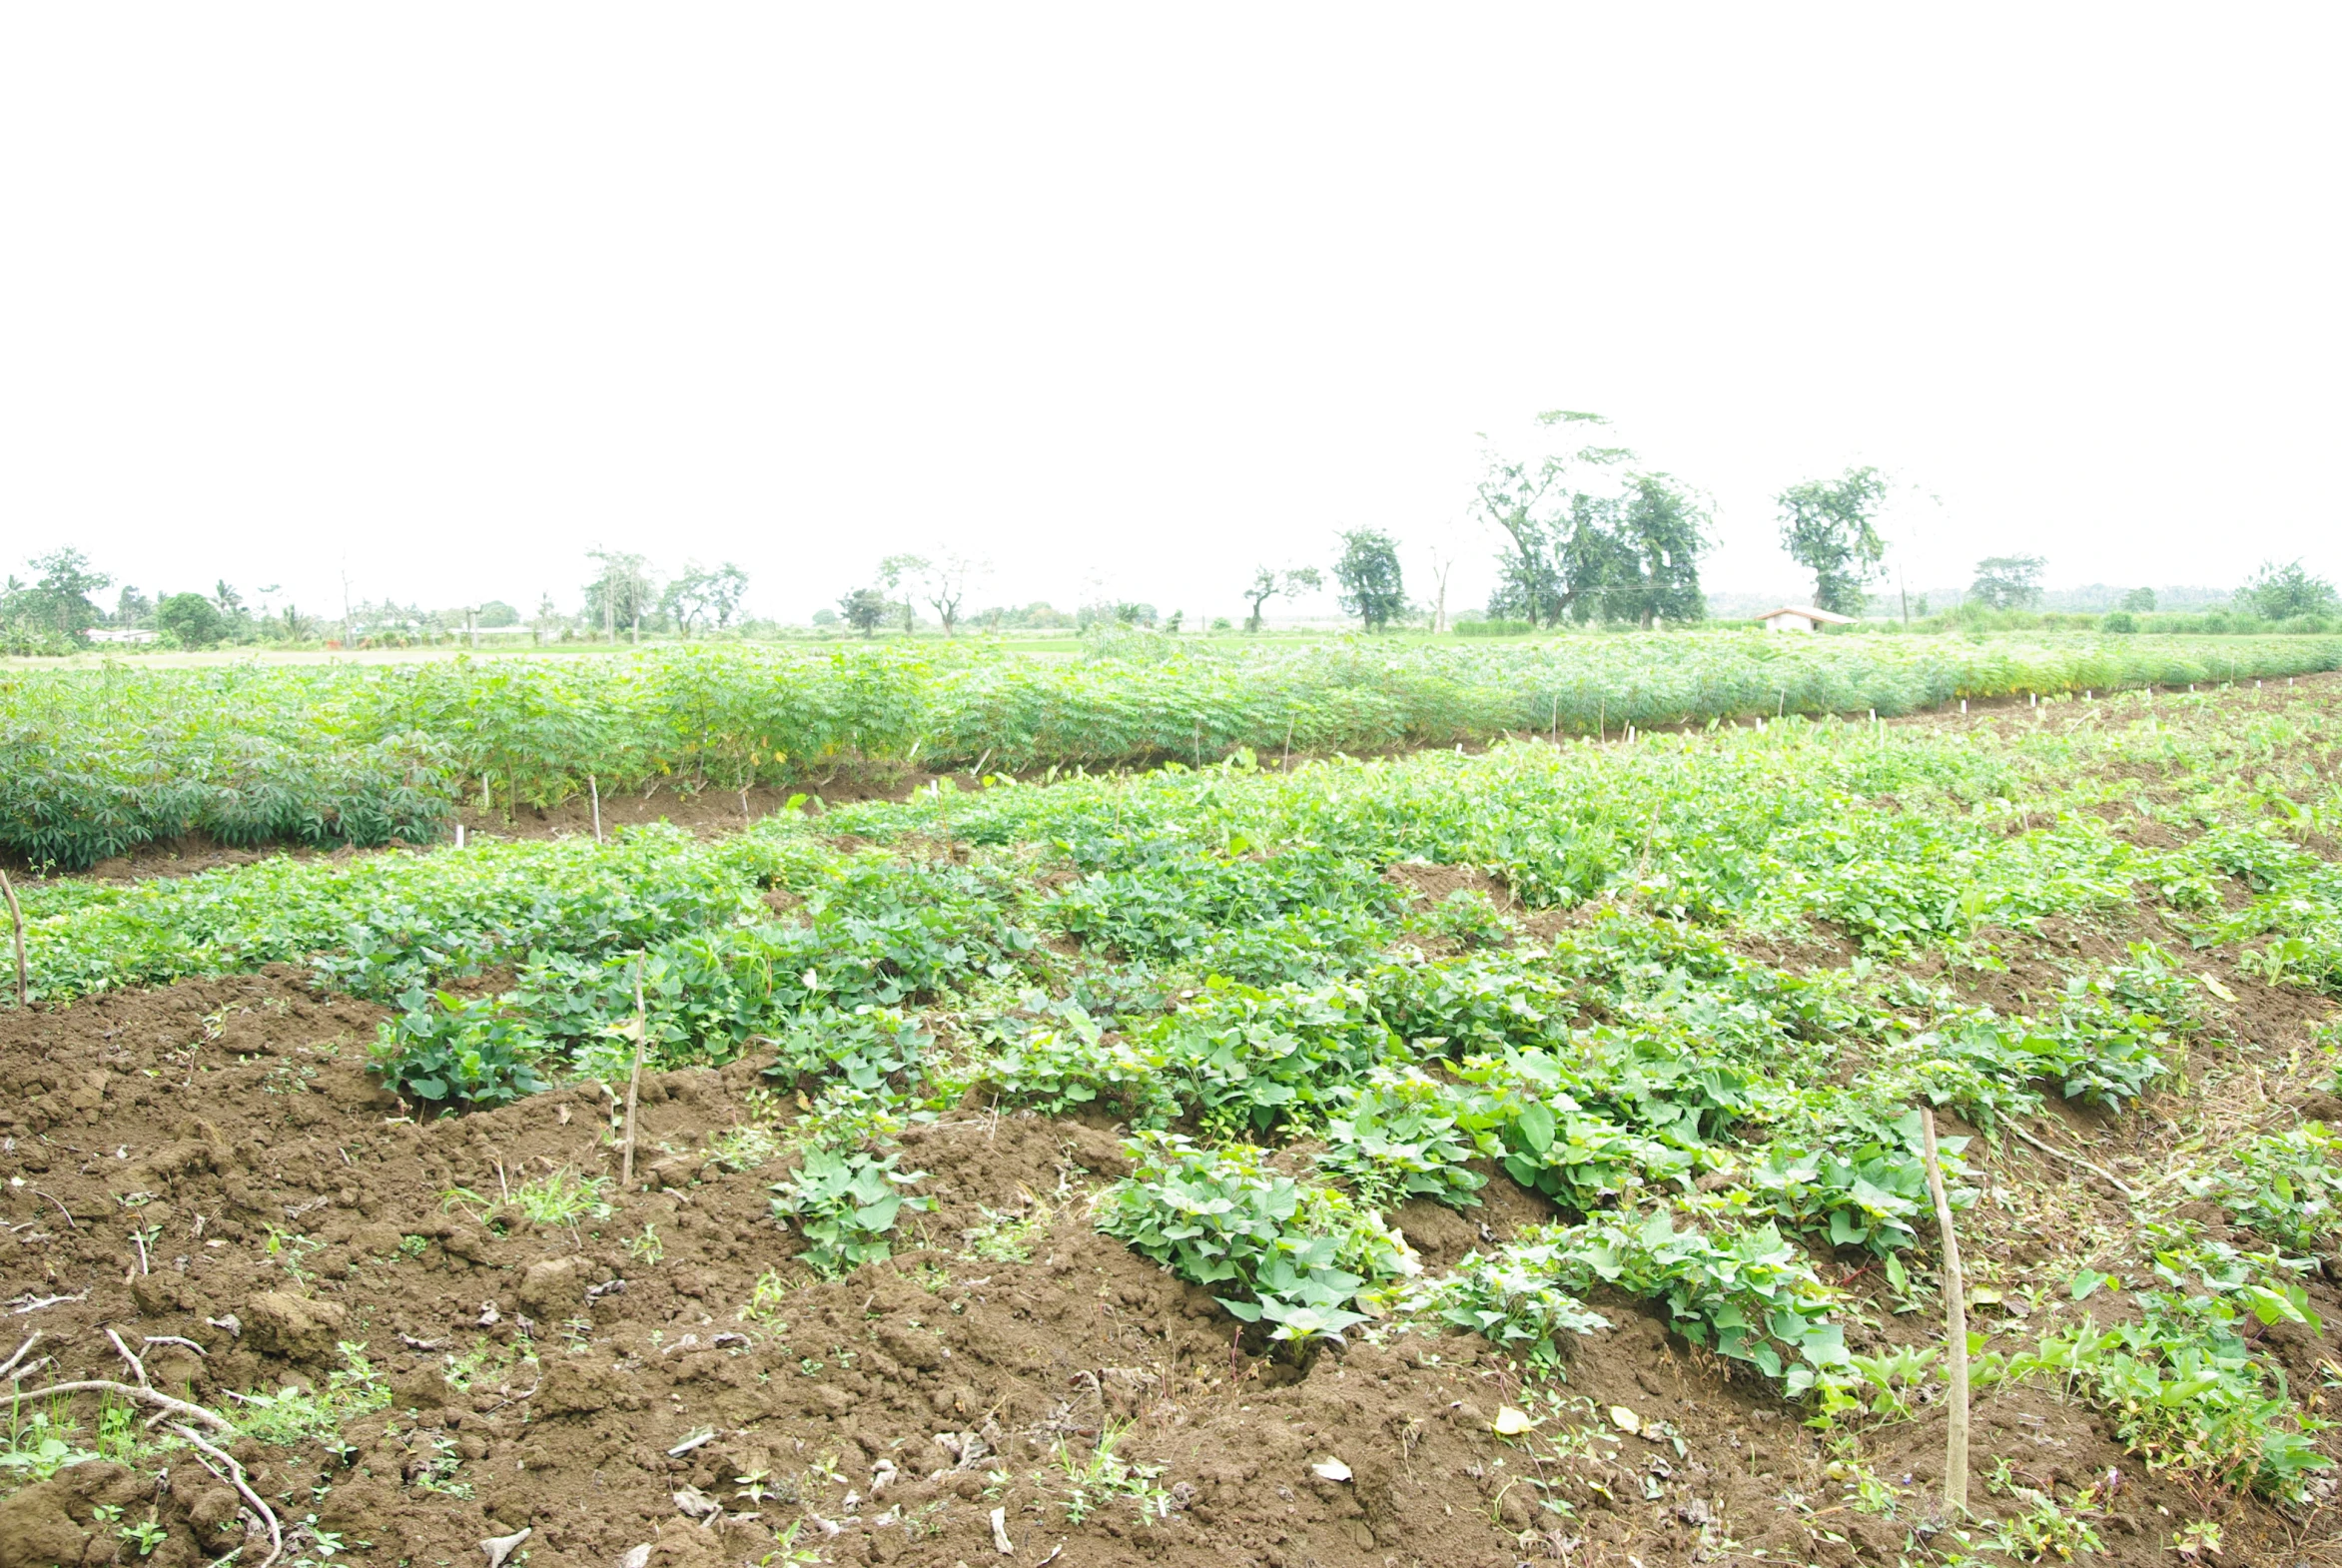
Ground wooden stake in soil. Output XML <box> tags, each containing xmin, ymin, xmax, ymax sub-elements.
<box><xmin>620</xmin><ymin>956</ymin><xmax>647</xmax><ymax>1187</ymax></box>
<box><xmin>589</xmin><ymin>774</ymin><xmax>604</xmax><ymax>843</ymax></box>
<box><xmin>0</xmin><ymin>868</ymin><xmax>27</xmax><ymax>1008</ymax></box>
<box><xmin>1920</xmin><ymin>1107</ymin><xmax>1969</xmax><ymax>1516</ymax></box>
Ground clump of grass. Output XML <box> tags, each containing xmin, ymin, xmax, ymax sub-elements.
<box><xmin>1055</xmin><ymin>1418</ymin><xmax>1169</xmax><ymax>1525</ymax></box>
<box><xmin>512</xmin><ymin>1168</ymin><xmax>613</xmax><ymax>1226</ymax></box>
<box><xmin>234</xmin><ymin>1342</ymin><xmax>390</xmax><ymax>1455</ymax></box>
<box><xmin>960</xmin><ymin>1199</ymin><xmax>1050</xmax><ymax>1264</ymax></box>
<box><xmin>740</xmin><ymin>1267</ymin><xmax>791</xmax><ymax>1325</ymax></box>
<box><xmin>706</xmin><ymin>1122</ymin><xmax>788</xmax><ymax>1173</ymax></box>
<box><xmin>442</xmin><ymin>1334</ymin><xmax>536</xmax><ymax>1396</ymax></box>
<box><xmin>622</xmin><ymin>1222</ymin><xmax>665</xmax><ymax>1264</ymax></box>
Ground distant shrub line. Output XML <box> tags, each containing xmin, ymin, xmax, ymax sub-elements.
<box><xmin>4</xmin><ymin>632</ymin><xmax>2337</xmax><ymax>868</ymax></box>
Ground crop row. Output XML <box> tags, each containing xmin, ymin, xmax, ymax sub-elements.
<box><xmin>19</xmin><ymin>686</ymin><xmax>2342</xmax><ymax>1012</ymax></box>
<box><xmin>14</xmin><ymin>685</ymin><xmax>2342</xmax><ymax>1498</ymax></box>
<box><xmin>6</xmin><ymin>631</ymin><xmax>2338</xmax><ymax>867</ymax></box>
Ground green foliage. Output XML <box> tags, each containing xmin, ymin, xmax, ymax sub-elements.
<box><xmin>982</xmin><ymin>1006</ymin><xmax>1180</xmax><ymax>1126</ymax></box>
<box><xmin>1138</xmin><ymin>974</ymin><xmax>1400</xmax><ymax>1135</ymax></box>
<box><xmin>1242</xmin><ymin>566</ymin><xmax>1321</xmax><ymax>633</ymax></box>
<box><xmin>234</xmin><ymin>1342</ymin><xmax>391</xmax><ymax>1451</ymax></box>
<box><xmin>1552</xmin><ymin>1208</ymin><xmax>1848</xmax><ymax>1388</ymax></box>
<box><xmin>511</xmin><ymin>1169</ymin><xmax>613</xmax><ymax>1225</ymax></box>
<box><xmin>2207</xmin><ymin>1123</ymin><xmax>2342</xmax><ymax>1252</ymax></box>
<box><xmin>1055</xmin><ymin>1418</ymin><xmax>1170</xmax><ymax>1524</ymax></box>
<box><xmin>2239</xmin><ymin>559</ymin><xmax>2339</xmax><ymax>622</ymax></box>
<box><xmin>1989</xmin><ymin>1487</ymin><xmax>2105</xmax><ymax>1562</ymax></box>
<box><xmin>1776</xmin><ymin>467</ymin><xmax>1889</xmax><ymax>616</ymax></box>
<box><xmin>961</xmin><ymin>1201</ymin><xmax>1050</xmax><ymax>1263</ymax></box>
<box><xmin>1475</xmin><ymin>413</ymin><xmax>1707</xmax><ymax>629</ymax></box>
<box><xmin>1315</xmin><ymin>1070</ymin><xmax>1487</xmax><ymax>1210</ymax></box>
<box><xmin>371</xmin><ymin>990</ymin><xmax>547</xmax><ymax>1110</ymax></box>
<box><xmin>769</xmin><ymin>1147</ymin><xmax>931</xmax><ymax>1278</ymax></box>
<box><xmin>155</xmin><ymin>591</ymin><xmax>227</xmax><ymax>648</ymax></box>
<box><xmin>1741</xmin><ymin>1107</ymin><xmax>1948</xmax><ymax>1255</ymax></box>
<box><xmin>763</xmin><ymin>1007</ymin><xmax>932</xmax><ymax>1097</ymax></box>
<box><xmin>1449</xmin><ymin>1053</ymin><xmax>1694</xmax><ymax>1212</ymax></box>
<box><xmin>2005</xmin><ymin>1233</ymin><xmax>2332</xmax><ymax>1502</ymax></box>
<box><xmin>837</xmin><ymin>587</ymin><xmax>890</xmax><ymax>636</ymax></box>
<box><xmin>1096</xmin><ymin>1133</ymin><xmax>1418</xmax><ymax>1344</ymax></box>
<box><xmin>1332</xmin><ymin>528</ymin><xmax>1407</xmax><ymax>632</ymax></box>
<box><xmin>1409</xmin><ymin>888</ymin><xmax>1516</xmax><ymax>949</ymax></box>
<box><xmin>1971</xmin><ymin>555</ymin><xmax>2046</xmax><ymax>612</ymax></box>
<box><xmin>1806</xmin><ymin>1344</ymin><xmax>1941</xmax><ymax>1430</ymax></box>
<box><xmin>0</xmin><ymin>1405</ymin><xmax>100</xmax><ymax>1482</ymax></box>
<box><xmin>1420</xmin><ymin>1237</ymin><xmax>1612</xmax><ymax>1368</ymax></box>
<box><xmin>11</xmin><ymin>632</ymin><xmax>2339</xmax><ymax>867</ymax></box>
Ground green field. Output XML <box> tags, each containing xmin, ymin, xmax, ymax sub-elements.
<box><xmin>13</xmin><ymin>674</ymin><xmax>2342</xmax><ymax>1507</ymax></box>
<box><xmin>5</xmin><ymin>631</ymin><xmax>2337</xmax><ymax>870</ymax></box>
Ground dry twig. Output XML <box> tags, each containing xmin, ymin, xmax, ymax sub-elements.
<box><xmin>173</xmin><ymin>1421</ymin><xmax>283</xmax><ymax>1568</ymax></box>
<box><xmin>2008</xmin><ymin>1121</ymin><xmax>2138</xmax><ymax>1198</ymax></box>
<box><xmin>0</xmin><ymin>1331</ymin><xmax>40</xmax><ymax>1379</ymax></box>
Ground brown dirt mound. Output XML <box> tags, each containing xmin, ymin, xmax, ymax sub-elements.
<box><xmin>4</xmin><ymin>970</ymin><xmax>2338</xmax><ymax>1568</ymax></box>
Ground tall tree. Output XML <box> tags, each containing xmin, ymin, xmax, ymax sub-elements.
<box><xmin>1969</xmin><ymin>555</ymin><xmax>2045</xmax><ymax>610</ymax></box>
<box><xmin>25</xmin><ymin>548</ymin><xmax>112</xmax><ymax>641</ymax></box>
<box><xmin>1592</xmin><ymin>474</ymin><xmax>1710</xmax><ymax>627</ymax></box>
<box><xmin>2119</xmin><ymin>586</ymin><xmax>2156</xmax><ymax>613</ymax></box>
<box><xmin>877</xmin><ymin>554</ymin><xmax>928</xmax><ymax>635</ymax></box>
<box><xmin>663</xmin><ymin>561</ymin><xmax>750</xmax><ymax>636</ymax></box>
<box><xmin>1477</xmin><ymin>411</ymin><xmax>1703</xmax><ymax>627</ymax></box>
<box><xmin>1776</xmin><ymin>466</ymin><xmax>1889</xmax><ymax>615</ymax></box>
<box><xmin>585</xmin><ymin>549</ymin><xmax>656</xmax><ymax>642</ymax></box>
<box><xmin>837</xmin><ymin>587</ymin><xmax>889</xmax><ymax>637</ymax></box>
<box><xmin>156</xmin><ymin>591</ymin><xmax>226</xmax><ymax>648</ymax></box>
<box><xmin>1424</xmin><ymin>537</ymin><xmax>1462</xmax><ymax>634</ymax></box>
<box><xmin>2239</xmin><ymin>559</ymin><xmax>2339</xmax><ymax>620</ymax></box>
<box><xmin>1475</xmin><ymin>442</ymin><xmax>1569</xmax><ymax>626</ymax></box>
<box><xmin>1241</xmin><ymin>565</ymin><xmax>1321</xmax><ymax>632</ymax></box>
<box><xmin>1332</xmin><ymin>528</ymin><xmax>1407</xmax><ymax>631</ymax></box>
<box><xmin>908</xmin><ymin>551</ymin><xmax>987</xmax><ymax>636</ymax></box>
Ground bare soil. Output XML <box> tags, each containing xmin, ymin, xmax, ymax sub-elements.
<box><xmin>5</xmin><ymin>939</ymin><xmax>2342</xmax><ymax>1568</ymax></box>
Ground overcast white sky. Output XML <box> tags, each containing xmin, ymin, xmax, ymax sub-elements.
<box><xmin>4</xmin><ymin>7</ymin><xmax>2335</xmax><ymax>624</ymax></box>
